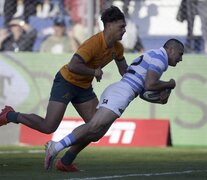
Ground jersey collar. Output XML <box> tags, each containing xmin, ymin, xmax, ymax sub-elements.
<box><xmin>160</xmin><ymin>47</ymin><xmax>168</xmax><ymax>61</ymax></box>
<box><xmin>101</xmin><ymin>31</ymin><xmax>108</xmax><ymax>49</ymax></box>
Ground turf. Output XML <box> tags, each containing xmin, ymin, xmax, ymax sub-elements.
<box><xmin>0</xmin><ymin>146</ymin><xmax>207</xmax><ymax>180</ymax></box>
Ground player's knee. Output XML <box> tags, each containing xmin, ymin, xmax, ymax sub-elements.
<box><xmin>43</xmin><ymin>128</ymin><xmax>55</xmax><ymax>134</ymax></box>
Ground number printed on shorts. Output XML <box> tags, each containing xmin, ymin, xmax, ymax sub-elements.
<box><xmin>102</xmin><ymin>99</ymin><xmax>108</xmax><ymax>104</ymax></box>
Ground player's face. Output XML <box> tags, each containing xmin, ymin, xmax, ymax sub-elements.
<box><xmin>54</xmin><ymin>25</ymin><xmax>65</xmax><ymax>36</ymax></box>
<box><xmin>110</xmin><ymin>19</ymin><xmax>126</xmax><ymax>41</ymax></box>
<box><xmin>10</xmin><ymin>25</ymin><xmax>23</xmax><ymax>35</ymax></box>
<box><xmin>169</xmin><ymin>48</ymin><xmax>184</xmax><ymax>67</ymax></box>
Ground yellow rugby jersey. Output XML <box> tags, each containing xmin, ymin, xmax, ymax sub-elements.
<box><xmin>60</xmin><ymin>32</ymin><xmax>124</xmax><ymax>89</ymax></box>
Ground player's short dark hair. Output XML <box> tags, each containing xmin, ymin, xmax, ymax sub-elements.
<box><xmin>163</xmin><ymin>38</ymin><xmax>184</xmax><ymax>50</ymax></box>
<box><xmin>101</xmin><ymin>6</ymin><xmax>125</xmax><ymax>27</ymax></box>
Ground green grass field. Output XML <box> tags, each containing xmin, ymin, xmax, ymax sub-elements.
<box><xmin>0</xmin><ymin>146</ymin><xmax>207</xmax><ymax>180</ymax></box>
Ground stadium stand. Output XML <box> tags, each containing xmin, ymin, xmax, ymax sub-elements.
<box><xmin>0</xmin><ymin>16</ymin><xmax>4</xmax><ymax>28</ymax></box>
<box><xmin>0</xmin><ymin>0</ymin><xmax>206</xmax><ymax>53</ymax></box>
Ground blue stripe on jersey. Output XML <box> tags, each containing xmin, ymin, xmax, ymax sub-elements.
<box><xmin>121</xmin><ymin>79</ymin><xmax>143</xmax><ymax>93</ymax></box>
<box><xmin>139</xmin><ymin>60</ymin><xmax>149</xmax><ymax>69</ymax></box>
<box><xmin>121</xmin><ymin>78</ymin><xmax>138</xmax><ymax>91</ymax></box>
<box><xmin>122</xmin><ymin>75</ymin><xmax>143</xmax><ymax>92</ymax></box>
<box><xmin>148</xmin><ymin>51</ymin><xmax>167</xmax><ymax>69</ymax></box>
<box><xmin>127</xmin><ymin>68</ymin><xmax>145</xmax><ymax>84</ymax></box>
<box><xmin>149</xmin><ymin>64</ymin><xmax>162</xmax><ymax>74</ymax></box>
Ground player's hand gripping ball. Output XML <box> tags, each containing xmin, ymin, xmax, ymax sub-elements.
<box><xmin>140</xmin><ymin>89</ymin><xmax>171</xmax><ymax>104</ymax></box>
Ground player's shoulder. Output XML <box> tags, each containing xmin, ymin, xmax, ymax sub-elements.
<box><xmin>87</xmin><ymin>32</ymin><xmax>105</xmax><ymax>47</ymax></box>
<box><xmin>146</xmin><ymin>48</ymin><xmax>167</xmax><ymax>60</ymax></box>
<box><xmin>82</xmin><ymin>32</ymin><xmax>101</xmax><ymax>44</ymax></box>
<box><xmin>78</xmin><ymin>32</ymin><xmax>103</xmax><ymax>51</ymax></box>
<box><xmin>91</xmin><ymin>32</ymin><xmax>102</xmax><ymax>39</ymax></box>
<box><xmin>145</xmin><ymin>48</ymin><xmax>167</xmax><ymax>63</ymax></box>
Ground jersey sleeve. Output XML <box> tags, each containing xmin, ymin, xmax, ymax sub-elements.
<box><xmin>147</xmin><ymin>53</ymin><xmax>168</xmax><ymax>75</ymax></box>
<box><xmin>75</xmin><ymin>39</ymin><xmax>98</xmax><ymax>63</ymax></box>
<box><xmin>148</xmin><ymin>61</ymin><xmax>166</xmax><ymax>75</ymax></box>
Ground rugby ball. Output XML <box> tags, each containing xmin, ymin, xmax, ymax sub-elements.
<box><xmin>140</xmin><ymin>89</ymin><xmax>171</xmax><ymax>103</ymax></box>
<box><xmin>140</xmin><ymin>90</ymin><xmax>160</xmax><ymax>102</ymax></box>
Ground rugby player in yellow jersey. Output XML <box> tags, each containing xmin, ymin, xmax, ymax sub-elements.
<box><xmin>0</xmin><ymin>6</ymin><xmax>128</xmax><ymax>171</ymax></box>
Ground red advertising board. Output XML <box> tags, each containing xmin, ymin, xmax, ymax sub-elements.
<box><xmin>19</xmin><ymin>118</ymin><xmax>171</xmax><ymax>147</ymax></box>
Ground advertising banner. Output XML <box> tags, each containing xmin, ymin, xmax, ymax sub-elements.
<box><xmin>20</xmin><ymin>118</ymin><xmax>170</xmax><ymax>147</ymax></box>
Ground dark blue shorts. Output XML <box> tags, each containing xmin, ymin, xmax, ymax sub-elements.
<box><xmin>49</xmin><ymin>72</ymin><xmax>97</xmax><ymax>105</ymax></box>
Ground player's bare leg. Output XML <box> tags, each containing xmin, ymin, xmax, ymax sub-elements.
<box><xmin>16</xmin><ymin>101</ymin><xmax>66</xmax><ymax>134</ymax></box>
<box><xmin>45</xmin><ymin>107</ymin><xmax>117</xmax><ymax>170</ymax></box>
<box><xmin>55</xmin><ymin>98</ymin><xmax>98</xmax><ymax>171</ymax></box>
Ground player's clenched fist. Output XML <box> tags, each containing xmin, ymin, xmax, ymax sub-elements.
<box><xmin>169</xmin><ymin>79</ymin><xmax>176</xmax><ymax>89</ymax></box>
<box><xmin>94</xmin><ymin>67</ymin><xmax>103</xmax><ymax>82</ymax></box>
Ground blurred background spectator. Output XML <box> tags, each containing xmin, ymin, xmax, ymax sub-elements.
<box><xmin>176</xmin><ymin>0</ymin><xmax>198</xmax><ymax>53</ymax></box>
<box><xmin>40</xmin><ymin>16</ymin><xmax>78</xmax><ymax>54</ymax></box>
<box><xmin>3</xmin><ymin>0</ymin><xmax>66</xmax><ymax>25</ymax></box>
<box><xmin>64</xmin><ymin>0</ymin><xmax>88</xmax><ymax>45</ymax></box>
<box><xmin>4</xmin><ymin>0</ymin><xmax>39</xmax><ymax>25</ymax></box>
<box><xmin>197</xmin><ymin>0</ymin><xmax>207</xmax><ymax>54</ymax></box>
<box><xmin>36</xmin><ymin>0</ymin><xmax>66</xmax><ymax>18</ymax></box>
<box><xmin>0</xmin><ymin>17</ymin><xmax>37</xmax><ymax>52</ymax></box>
<box><xmin>121</xmin><ymin>18</ymin><xmax>144</xmax><ymax>53</ymax></box>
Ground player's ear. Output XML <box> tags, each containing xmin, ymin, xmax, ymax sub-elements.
<box><xmin>105</xmin><ymin>22</ymin><xmax>112</xmax><ymax>29</ymax></box>
<box><xmin>166</xmin><ymin>46</ymin><xmax>173</xmax><ymax>53</ymax></box>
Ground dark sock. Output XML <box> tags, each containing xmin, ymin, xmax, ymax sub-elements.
<box><xmin>61</xmin><ymin>151</ymin><xmax>77</xmax><ymax>165</ymax></box>
<box><xmin>6</xmin><ymin>112</ymin><xmax>19</xmax><ymax>123</ymax></box>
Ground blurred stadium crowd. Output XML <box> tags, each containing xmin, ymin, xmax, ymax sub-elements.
<box><xmin>0</xmin><ymin>0</ymin><xmax>206</xmax><ymax>54</ymax></box>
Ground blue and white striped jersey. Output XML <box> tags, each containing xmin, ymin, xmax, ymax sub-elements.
<box><xmin>121</xmin><ymin>47</ymin><xmax>168</xmax><ymax>94</ymax></box>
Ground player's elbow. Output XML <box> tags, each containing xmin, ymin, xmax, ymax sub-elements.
<box><xmin>68</xmin><ymin>64</ymin><xmax>76</xmax><ymax>73</ymax></box>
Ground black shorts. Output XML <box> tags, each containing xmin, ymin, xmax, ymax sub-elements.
<box><xmin>49</xmin><ymin>72</ymin><xmax>97</xmax><ymax>105</ymax></box>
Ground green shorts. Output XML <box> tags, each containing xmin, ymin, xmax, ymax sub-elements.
<box><xmin>49</xmin><ymin>72</ymin><xmax>97</xmax><ymax>105</ymax></box>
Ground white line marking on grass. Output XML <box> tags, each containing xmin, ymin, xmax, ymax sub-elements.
<box><xmin>0</xmin><ymin>150</ymin><xmax>44</xmax><ymax>154</ymax></box>
<box><xmin>65</xmin><ymin>169</ymin><xmax>207</xmax><ymax>180</ymax></box>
